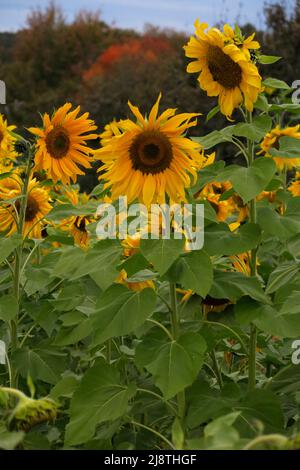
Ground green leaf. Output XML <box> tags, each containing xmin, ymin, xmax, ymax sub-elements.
<box><xmin>263</xmin><ymin>78</ymin><xmax>291</xmax><ymax>90</ymax></box>
<box><xmin>232</xmin><ymin>115</ymin><xmax>272</xmax><ymax>142</ymax></box>
<box><xmin>229</xmin><ymin>158</ymin><xmax>277</xmax><ymax>203</ymax></box>
<box><xmin>176</xmin><ymin>250</ymin><xmax>213</xmax><ymax>297</ymax></box>
<box><xmin>71</xmin><ymin>240</ymin><xmax>123</xmax><ymax>290</ymax></box>
<box><xmin>92</xmin><ymin>284</ymin><xmax>157</xmax><ymax>346</ymax></box>
<box><xmin>47</xmin><ymin>201</ymin><xmax>98</xmax><ymax>221</ymax></box>
<box><xmin>266</xmin><ymin>263</ymin><xmax>300</xmax><ymax>294</ymax></box>
<box><xmin>258</xmin><ymin>55</ymin><xmax>281</xmax><ymax>64</ymax></box>
<box><xmin>204</xmin><ymin>222</ymin><xmax>261</xmax><ymax>256</ymax></box>
<box><xmin>12</xmin><ymin>347</ymin><xmax>65</xmax><ymax>384</ymax></box>
<box><xmin>65</xmin><ymin>359</ymin><xmax>136</xmax><ymax>446</ymax></box>
<box><xmin>136</xmin><ymin>330</ymin><xmax>206</xmax><ymax>399</ymax></box>
<box><xmin>0</xmin><ymin>234</ymin><xmax>22</xmax><ymax>265</ymax></box>
<box><xmin>195</xmin><ymin>128</ymin><xmax>233</xmax><ymax>149</ymax></box>
<box><xmin>140</xmin><ymin>237</ymin><xmax>185</xmax><ymax>275</ymax></box>
<box><xmin>269</xmin><ymin>136</ymin><xmax>300</xmax><ymax>158</ymax></box>
<box><xmin>0</xmin><ymin>294</ymin><xmax>18</xmax><ymax>322</ymax></box>
<box><xmin>210</xmin><ymin>271</ymin><xmax>269</xmax><ymax>303</ymax></box>
<box><xmin>205</xmin><ymin>105</ymin><xmax>220</xmax><ymax>122</ymax></box>
<box><xmin>0</xmin><ymin>425</ymin><xmax>24</xmax><ymax>450</ymax></box>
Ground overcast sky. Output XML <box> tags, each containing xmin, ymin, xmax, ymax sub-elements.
<box><xmin>0</xmin><ymin>0</ymin><xmax>282</xmax><ymax>32</ymax></box>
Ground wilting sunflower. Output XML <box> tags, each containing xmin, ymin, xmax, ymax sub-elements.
<box><xmin>184</xmin><ymin>20</ymin><xmax>262</xmax><ymax>117</ymax></box>
<box><xmin>0</xmin><ymin>174</ymin><xmax>51</xmax><ymax>238</ymax></box>
<box><xmin>95</xmin><ymin>94</ymin><xmax>205</xmax><ymax>205</ymax></box>
<box><xmin>29</xmin><ymin>103</ymin><xmax>98</xmax><ymax>185</ymax></box>
<box><xmin>258</xmin><ymin>125</ymin><xmax>300</xmax><ymax>171</ymax></box>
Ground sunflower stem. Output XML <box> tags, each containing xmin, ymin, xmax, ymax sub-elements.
<box><xmin>246</xmin><ymin>109</ymin><xmax>258</xmax><ymax>391</ymax></box>
<box><xmin>169</xmin><ymin>282</ymin><xmax>186</xmax><ymax>420</ymax></box>
<box><xmin>10</xmin><ymin>144</ymin><xmax>32</xmax><ymax>388</ymax></box>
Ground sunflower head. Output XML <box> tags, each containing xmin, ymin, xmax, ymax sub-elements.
<box><xmin>0</xmin><ymin>114</ymin><xmax>18</xmax><ymax>163</ymax></box>
<box><xmin>258</xmin><ymin>125</ymin><xmax>300</xmax><ymax>170</ymax></box>
<box><xmin>0</xmin><ymin>174</ymin><xmax>52</xmax><ymax>238</ymax></box>
<box><xmin>184</xmin><ymin>20</ymin><xmax>262</xmax><ymax>117</ymax></box>
<box><xmin>29</xmin><ymin>103</ymin><xmax>98</xmax><ymax>185</ymax></box>
<box><xmin>95</xmin><ymin>94</ymin><xmax>207</xmax><ymax>205</ymax></box>
<box><xmin>288</xmin><ymin>172</ymin><xmax>300</xmax><ymax>197</ymax></box>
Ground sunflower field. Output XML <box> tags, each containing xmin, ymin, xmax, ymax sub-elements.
<box><xmin>1</xmin><ymin>19</ymin><xmax>300</xmax><ymax>452</ymax></box>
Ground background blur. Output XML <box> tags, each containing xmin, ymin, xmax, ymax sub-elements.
<box><xmin>0</xmin><ymin>0</ymin><xmax>299</xmax><ymax>189</ymax></box>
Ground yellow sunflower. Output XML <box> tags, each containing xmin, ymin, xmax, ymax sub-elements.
<box><xmin>0</xmin><ymin>114</ymin><xmax>18</xmax><ymax>163</ymax></box>
<box><xmin>29</xmin><ymin>103</ymin><xmax>98</xmax><ymax>185</ymax></box>
<box><xmin>58</xmin><ymin>187</ymin><xmax>92</xmax><ymax>248</ymax></box>
<box><xmin>100</xmin><ymin>119</ymin><xmax>128</xmax><ymax>146</ymax></box>
<box><xmin>95</xmin><ymin>94</ymin><xmax>205</xmax><ymax>205</ymax></box>
<box><xmin>223</xmin><ymin>24</ymin><xmax>260</xmax><ymax>61</ymax></box>
<box><xmin>196</xmin><ymin>181</ymin><xmax>234</xmax><ymax>221</ymax></box>
<box><xmin>0</xmin><ymin>174</ymin><xmax>52</xmax><ymax>238</ymax></box>
<box><xmin>288</xmin><ymin>172</ymin><xmax>300</xmax><ymax>197</ymax></box>
<box><xmin>258</xmin><ymin>125</ymin><xmax>300</xmax><ymax>171</ymax></box>
<box><xmin>184</xmin><ymin>20</ymin><xmax>262</xmax><ymax>117</ymax></box>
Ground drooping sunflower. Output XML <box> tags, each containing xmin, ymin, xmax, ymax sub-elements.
<box><xmin>184</xmin><ymin>20</ymin><xmax>262</xmax><ymax>117</ymax></box>
<box><xmin>0</xmin><ymin>174</ymin><xmax>52</xmax><ymax>238</ymax></box>
<box><xmin>258</xmin><ymin>125</ymin><xmax>300</xmax><ymax>171</ymax></box>
<box><xmin>95</xmin><ymin>94</ymin><xmax>205</xmax><ymax>205</ymax></box>
<box><xmin>29</xmin><ymin>103</ymin><xmax>98</xmax><ymax>185</ymax></box>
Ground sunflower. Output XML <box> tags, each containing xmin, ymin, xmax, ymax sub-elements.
<box><xmin>222</xmin><ymin>24</ymin><xmax>260</xmax><ymax>61</ymax></box>
<box><xmin>196</xmin><ymin>181</ymin><xmax>235</xmax><ymax>221</ymax></box>
<box><xmin>29</xmin><ymin>103</ymin><xmax>98</xmax><ymax>185</ymax></box>
<box><xmin>184</xmin><ymin>20</ymin><xmax>262</xmax><ymax>117</ymax></box>
<box><xmin>0</xmin><ymin>174</ymin><xmax>52</xmax><ymax>238</ymax></box>
<box><xmin>100</xmin><ymin>119</ymin><xmax>128</xmax><ymax>146</ymax></box>
<box><xmin>288</xmin><ymin>172</ymin><xmax>300</xmax><ymax>197</ymax></box>
<box><xmin>258</xmin><ymin>125</ymin><xmax>300</xmax><ymax>171</ymax></box>
<box><xmin>0</xmin><ymin>114</ymin><xmax>18</xmax><ymax>162</ymax></box>
<box><xmin>58</xmin><ymin>187</ymin><xmax>92</xmax><ymax>248</ymax></box>
<box><xmin>95</xmin><ymin>94</ymin><xmax>205</xmax><ymax>205</ymax></box>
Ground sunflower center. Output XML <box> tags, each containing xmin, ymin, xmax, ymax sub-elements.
<box><xmin>129</xmin><ymin>130</ymin><xmax>173</xmax><ymax>174</ymax></box>
<box><xmin>207</xmin><ymin>45</ymin><xmax>242</xmax><ymax>89</ymax></box>
<box><xmin>74</xmin><ymin>216</ymin><xmax>87</xmax><ymax>232</ymax></box>
<box><xmin>46</xmin><ymin>126</ymin><xmax>70</xmax><ymax>159</ymax></box>
<box><xmin>15</xmin><ymin>196</ymin><xmax>40</xmax><ymax>222</ymax></box>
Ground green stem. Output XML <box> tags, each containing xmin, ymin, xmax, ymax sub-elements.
<box><xmin>10</xmin><ymin>145</ymin><xmax>32</xmax><ymax>387</ymax></box>
<box><xmin>169</xmin><ymin>283</ymin><xmax>186</xmax><ymax>420</ymax></box>
<box><xmin>246</xmin><ymin>110</ymin><xmax>257</xmax><ymax>391</ymax></box>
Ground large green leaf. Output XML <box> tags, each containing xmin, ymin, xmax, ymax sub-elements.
<box><xmin>92</xmin><ymin>284</ymin><xmax>157</xmax><ymax>346</ymax></box>
<box><xmin>0</xmin><ymin>234</ymin><xmax>22</xmax><ymax>265</ymax></box>
<box><xmin>176</xmin><ymin>250</ymin><xmax>213</xmax><ymax>298</ymax></box>
<box><xmin>71</xmin><ymin>240</ymin><xmax>123</xmax><ymax>290</ymax></box>
<box><xmin>136</xmin><ymin>330</ymin><xmax>206</xmax><ymax>399</ymax></box>
<box><xmin>12</xmin><ymin>347</ymin><xmax>66</xmax><ymax>384</ymax></box>
<box><xmin>140</xmin><ymin>237</ymin><xmax>185</xmax><ymax>275</ymax></box>
<box><xmin>204</xmin><ymin>223</ymin><xmax>261</xmax><ymax>256</ymax></box>
<box><xmin>0</xmin><ymin>295</ymin><xmax>18</xmax><ymax>322</ymax></box>
<box><xmin>232</xmin><ymin>115</ymin><xmax>272</xmax><ymax>142</ymax></box>
<box><xmin>210</xmin><ymin>271</ymin><xmax>269</xmax><ymax>303</ymax></box>
<box><xmin>65</xmin><ymin>360</ymin><xmax>136</xmax><ymax>446</ymax></box>
<box><xmin>229</xmin><ymin>158</ymin><xmax>276</xmax><ymax>203</ymax></box>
